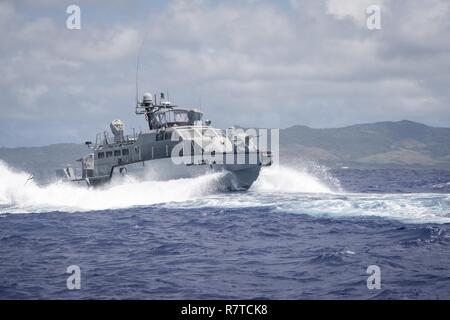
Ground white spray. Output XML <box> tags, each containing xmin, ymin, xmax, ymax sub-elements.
<box><xmin>251</xmin><ymin>165</ymin><xmax>336</xmax><ymax>194</ymax></box>
<box><xmin>0</xmin><ymin>161</ymin><xmax>223</xmax><ymax>213</ymax></box>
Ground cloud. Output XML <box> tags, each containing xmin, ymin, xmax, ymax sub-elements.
<box><xmin>0</xmin><ymin>0</ymin><xmax>449</xmax><ymax>147</ymax></box>
<box><xmin>0</xmin><ymin>2</ymin><xmax>14</xmax><ymax>21</ymax></box>
<box><xmin>16</xmin><ymin>84</ymin><xmax>49</xmax><ymax>106</ymax></box>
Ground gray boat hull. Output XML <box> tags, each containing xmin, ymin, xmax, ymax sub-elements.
<box><xmin>69</xmin><ymin>156</ymin><xmax>267</xmax><ymax>191</ymax></box>
<box><xmin>108</xmin><ymin>157</ymin><xmax>264</xmax><ymax>191</ymax></box>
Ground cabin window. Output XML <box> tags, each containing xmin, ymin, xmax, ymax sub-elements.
<box><xmin>122</xmin><ymin>148</ymin><xmax>129</xmax><ymax>156</ymax></box>
<box><xmin>114</xmin><ymin>150</ymin><xmax>121</xmax><ymax>157</ymax></box>
<box><xmin>106</xmin><ymin>151</ymin><xmax>113</xmax><ymax>158</ymax></box>
<box><xmin>165</xmin><ymin>110</ymin><xmax>189</xmax><ymax>124</ymax></box>
<box><xmin>98</xmin><ymin>152</ymin><xmax>105</xmax><ymax>159</ymax></box>
<box><xmin>164</xmin><ymin>132</ymin><xmax>172</xmax><ymax>140</ymax></box>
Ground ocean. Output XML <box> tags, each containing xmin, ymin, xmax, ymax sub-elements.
<box><xmin>0</xmin><ymin>161</ymin><xmax>449</xmax><ymax>299</ymax></box>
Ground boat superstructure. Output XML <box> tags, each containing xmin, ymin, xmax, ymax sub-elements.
<box><xmin>57</xmin><ymin>92</ymin><xmax>272</xmax><ymax>190</ymax></box>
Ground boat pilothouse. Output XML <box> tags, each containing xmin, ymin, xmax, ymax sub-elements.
<box><xmin>57</xmin><ymin>91</ymin><xmax>272</xmax><ymax>190</ymax></box>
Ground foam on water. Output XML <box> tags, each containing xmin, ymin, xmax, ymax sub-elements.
<box><xmin>1</xmin><ymin>161</ymin><xmax>449</xmax><ymax>224</ymax></box>
<box><xmin>0</xmin><ymin>161</ymin><xmax>222</xmax><ymax>213</ymax></box>
<box><xmin>0</xmin><ymin>162</ymin><xmax>335</xmax><ymax>213</ymax></box>
<box><xmin>250</xmin><ymin>165</ymin><xmax>335</xmax><ymax>193</ymax></box>
<box><xmin>278</xmin><ymin>193</ymin><xmax>450</xmax><ymax>224</ymax></box>
<box><xmin>164</xmin><ymin>166</ymin><xmax>450</xmax><ymax>224</ymax></box>
<box><xmin>169</xmin><ymin>192</ymin><xmax>450</xmax><ymax>224</ymax></box>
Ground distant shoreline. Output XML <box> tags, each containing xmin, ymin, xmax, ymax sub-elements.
<box><xmin>1</xmin><ymin>120</ymin><xmax>450</xmax><ymax>171</ymax></box>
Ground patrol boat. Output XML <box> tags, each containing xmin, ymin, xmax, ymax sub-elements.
<box><xmin>57</xmin><ymin>92</ymin><xmax>272</xmax><ymax>190</ymax></box>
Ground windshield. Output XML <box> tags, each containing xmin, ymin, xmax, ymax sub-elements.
<box><xmin>166</xmin><ymin>110</ymin><xmax>189</xmax><ymax>124</ymax></box>
<box><xmin>150</xmin><ymin>110</ymin><xmax>190</xmax><ymax>129</ymax></box>
<box><xmin>176</xmin><ymin>128</ymin><xmax>224</xmax><ymax>140</ymax></box>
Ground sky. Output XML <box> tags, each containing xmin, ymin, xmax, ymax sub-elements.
<box><xmin>0</xmin><ymin>0</ymin><xmax>449</xmax><ymax>147</ymax></box>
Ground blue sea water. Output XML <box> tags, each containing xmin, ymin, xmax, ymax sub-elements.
<box><xmin>0</xmin><ymin>163</ymin><xmax>449</xmax><ymax>299</ymax></box>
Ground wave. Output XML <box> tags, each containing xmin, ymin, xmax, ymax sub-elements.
<box><xmin>0</xmin><ymin>161</ymin><xmax>222</xmax><ymax>213</ymax></box>
<box><xmin>1</xmin><ymin>161</ymin><xmax>449</xmax><ymax>224</ymax></box>
<box><xmin>0</xmin><ymin>161</ymin><xmax>337</xmax><ymax>214</ymax></box>
<box><xmin>251</xmin><ymin>165</ymin><xmax>337</xmax><ymax>194</ymax></box>
<box><xmin>275</xmin><ymin>193</ymin><xmax>450</xmax><ymax>224</ymax></box>
<box><xmin>167</xmin><ymin>192</ymin><xmax>450</xmax><ymax>224</ymax></box>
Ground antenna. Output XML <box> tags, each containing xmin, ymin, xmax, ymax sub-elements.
<box><xmin>135</xmin><ymin>29</ymin><xmax>150</xmax><ymax>107</ymax></box>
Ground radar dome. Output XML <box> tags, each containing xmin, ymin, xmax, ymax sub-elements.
<box><xmin>143</xmin><ymin>93</ymin><xmax>153</xmax><ymax>104</ymax></box>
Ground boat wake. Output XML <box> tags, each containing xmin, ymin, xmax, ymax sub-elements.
<box><xmin>0</xmin><ymin>161</ymin><xmax>223</xmax><ymax>213</ymax></box>
<box><xmin>250</xmin><ymin>165</ymin><xmax>338</xmax><ymax>194</ymax></box>
<box><xmin>1</xmin><ymin>161</ymin><xmax>449</xmax><ymax>224</ymax></box>
<box><xmin>173</xmin><ymin>191</ymin><xmax>450</xmax><ymax>224</ymax></box>
<box><xmin>0</xmin><ymin>161</ymin><xmax>336</xmax><ymax>213</ymax></box>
